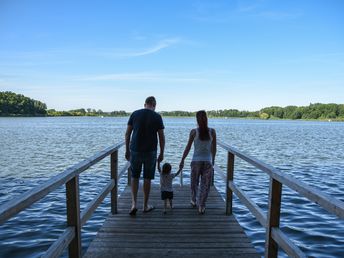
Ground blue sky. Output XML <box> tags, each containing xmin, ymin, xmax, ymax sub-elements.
<box><xmin>0</xmin><ymin>0</ymin><xmax>343</xmax><ymax>112</ymax></box>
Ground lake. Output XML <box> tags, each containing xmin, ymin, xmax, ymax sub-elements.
<box><xmin>0</xmin><ymin>117</ymin><xmax>343</xmax><ymax>257</ymax></box>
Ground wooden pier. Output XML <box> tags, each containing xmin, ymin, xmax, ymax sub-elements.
<box><xmin>84</xmin><ymin>185</ymin><xmax>259</xmax><ymax>258</ymax></box>
<box><xmin>0</xmin><ymin>140</ymin><xmax>343</xmax><ymax>258</ymax></box>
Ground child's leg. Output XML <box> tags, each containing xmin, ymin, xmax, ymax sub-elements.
<box><xmin>169</xmin><ymin>198</ymin><xmax>173</xmax><ymax>209</ymax></box>
<box><xmin>164</xmin><ymin>199</ymin><xmax>168</xmax><ymax>213</ymax></box>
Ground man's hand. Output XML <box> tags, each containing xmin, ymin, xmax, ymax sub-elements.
<box><xmin>125</xmin><ymin>150</ymin><xmax>130</xmax><ymax>161</ymax></box>
<box><xmin>158</xmin><ymin>153</ymin><xmax>164</xmax><ymax>163</ymax></box>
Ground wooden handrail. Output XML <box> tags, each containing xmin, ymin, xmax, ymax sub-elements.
<box><xmin>0</xmin><ymin>142</ymin><xmax>124</xmax><ymax>224</ymax></box>
<box><xmin>0</xmin><ymin>141</ymin><xmax>127</xmax><ymax>258</ymax></box>
<box><xmin>218</xmin><ymin>141</ymin><xmax>344</xmax><ymax>218</ymax></box>
<box><xmin>216</xmin><ymin>140</ymin><xmax>344</xmax><ymax>258</ymax></box>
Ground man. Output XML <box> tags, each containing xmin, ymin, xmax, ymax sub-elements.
<box><xmin>125</xmin><ymin>96</ymin><xmax>165</xmax><ymax>215</ymax></box>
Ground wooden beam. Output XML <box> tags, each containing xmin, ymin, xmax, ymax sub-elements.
<box><xmin>226</xmin><ymin>152</ymin><xmax>235</xmax><ymax>215</ymax></box>
<box><xmin>265</xmin><ymin>178</ymin><xmax>282</xmax><ymax>258</ymax></box>
<box><xmin>66</xmin><ymin>176</ymin><xmax>81</xmax><ymax>258</ymax></box>
<box><xmin>111</xmin><ymin>151</ymin><xmax>118</xmax><ymax>214</ymax></box>
<box><xmin>0</xmin><ymin>142</ymin><xmax>124</xmax><ymax>225</ymax></box>
<box><xmin>42</xmin><ymin>227</ymin><xmax>75</xmax><ymax>258</ymax></box>
<box><xmin>271</xmin><ymin>227</ymin><xmax>306</xmax><ymax>258</ymax></box>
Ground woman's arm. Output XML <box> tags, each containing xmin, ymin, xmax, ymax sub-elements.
<box><xmin>211</xmin><ymin>128</ymin><xmax>217</xmax><ymax>165</ymax></box>
<box><xmin>179</xmin><ymin>129</ymin><xmax>196</xmax><ymax>170</ymax></box>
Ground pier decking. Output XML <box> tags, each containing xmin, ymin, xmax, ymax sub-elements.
<box><xmin>84</xmin><ymin>184</ymin><xmax>259</xmax><ymax>258</ymax></box>
<box><xmin>1</xmin><ymin>140</ymin><xmax>343</xmax><ymax>258</ymax></box>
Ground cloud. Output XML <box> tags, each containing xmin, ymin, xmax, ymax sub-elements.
<box><xmin>101</xmin><ymin>38</ymin><xmax>181</xmax><ymax>58</ymax></box>
<box><xmin>75</xmin><ymin>72</ymin><xmax>203</xmax><ymax>82</ymax></box>
<box><xmin>0</xmin><ymin>37</ymin><xmax>182</xmax><ymax>67</ymax></box>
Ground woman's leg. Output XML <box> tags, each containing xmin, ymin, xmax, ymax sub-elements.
<box><xmin>190</xmin><ymin>162</ymin><xmax>201</xmax><ymax>205</ymax></box>
<box><xmin>198</xmin><ymin>162</ymin><xmax>213</xmax><ymax>209</ymax></box>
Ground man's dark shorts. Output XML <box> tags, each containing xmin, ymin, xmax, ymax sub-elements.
<box><xmin>161</xmin><ymin>191</ymin><xmax>173</xmax><ymax>200</ymax></box>
<box><xmin>130</xmin><ymin>150</ymin><xmax>157</xmax><ymax>179</ymax></box>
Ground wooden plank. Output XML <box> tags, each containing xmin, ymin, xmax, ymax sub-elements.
<box><xmin>271</xmin><ymin>227</ymin><xmax>306</xmax><ymax>258</ymax></box>
<box><xmin>42</xmin><ymin>227</ymin><xmax>75</xmax><ymax>258</ymax></box>
<box><xmin>85</xmin><ymin>248</ymin><xmax>259</xmax><ymax>258</ymax></box>
<box><xmin>66</xmin><ymin>176</ymin><xmax>81</xmax><ymax>258</ymax></box>
<box><xmin>111</xmin><ymin>151</ymin><xmax>118</xmax><ymax>214</ymax></box>
<box><xmin>218</xmin><ymin>141</ymin><xmax>344</xmax><ymax>219</ymax></box>
<box><xmin>81</xmin><ymin>180</ymin><xmax>115</xmax><ymax>226</ymax></box>
<box><xmin>226</xmin><ymin>152</ymin><xmax>235</xmax><ymax>215</ymax></box>
<box><xmin>265</xmin><ymin>178</ymin><xmax>282</xmax><ymax>258</ymax></box>
<box><xmin>228</xmin><ymin>181</ymin><xmax>267</xmax><ymax>227</ymax></box>
<box><xmin>84</xmin><ymin>185</ymin><xmax>260</xmax><ymax>258</ymax></box>
<box><xmin>0</xmin><ymin>142</ymin><xmax>124</xmax><ymax>224</ymax></box>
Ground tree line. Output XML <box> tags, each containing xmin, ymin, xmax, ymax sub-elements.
<box><xmin>47</xmin><ymin>108</ymin><xmax>129</xmax><ymax>117</ymax></box>
<box><xmin>0</xmin><ymin>91</ymin><xmax>47</xmax><ymax>116</ymax></box>
<box><xmin>1</xmin><ymin>91</ymin><xmax>343</xmax><ymax>120</ymax></box>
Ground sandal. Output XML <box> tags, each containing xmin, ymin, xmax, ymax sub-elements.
<box><xmin>129</xmin><ymin>207</ymin><xmax>138</xmax><ymax>216</ymax></box>
<box><xmin>143</xmin><ymin>205</ymin><xmax>155</xmax><ymax>213</ymax></box>
<box><xmin>198</xmin><ymin>207</ymin><xmax>205</xmax><ymax>215</ymax></box>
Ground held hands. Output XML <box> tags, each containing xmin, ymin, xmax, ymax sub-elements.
<box><xmin>157</xmin><ymin>160</ymin><xmax>161</xmax><ymax>173</ymax></box>
<box><xmin>158</xmin><ymin>153</ymin><xmax>164</xmax><ymax>163</ymax></box>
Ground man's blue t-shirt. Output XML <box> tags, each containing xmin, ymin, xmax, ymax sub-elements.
<box><xmin>128</xmin><ymin>109</ymin><xmax>164</xmax><ymax>152</ymax></box>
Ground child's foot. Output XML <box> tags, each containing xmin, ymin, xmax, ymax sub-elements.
<box><xmin>163</xmin><ymin>209</ymin><xmax>167</xmax><ymax>214</ymax></box>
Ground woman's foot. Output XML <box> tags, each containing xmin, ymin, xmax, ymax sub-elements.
<box><xmin>190</xmin><ymin>200</ymin><xmax>196</xmax><ymax>208</ymax></box>
<box><xmin>198</xmin><ymin>207</ymin><xmax>205</xmax><ymax>215</ymax></box>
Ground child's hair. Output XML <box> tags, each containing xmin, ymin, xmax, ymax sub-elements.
<box><xmin>162</xmin><ymin>163</ymin><xmax>172</xmax><ymax>174</ymax></box>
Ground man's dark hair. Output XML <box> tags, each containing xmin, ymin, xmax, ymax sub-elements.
<box><xmin>145</xmin><ymin>96</ymin><xmax>156</xmax><ymax>106</ymax></box>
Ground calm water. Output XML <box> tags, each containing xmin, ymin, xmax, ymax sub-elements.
<box><xmin>0</xmin><ymin>117</ymin><xmax>343</xmax><ymax>257</ymax></box>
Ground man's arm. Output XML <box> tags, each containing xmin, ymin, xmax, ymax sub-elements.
<box><xmin>125</xmin><ymin>125</ymin><xmax>133</xmax><ymax>161</ymax></box>
<box><xmin>157</xmin><ymin>129</ymin><xmax>165</xmax><ymax>163</ymax></box>
<box><xmin>157</xmin><ymin>161</ymin><xmax>162</xmax><ymax>173</ymax></box>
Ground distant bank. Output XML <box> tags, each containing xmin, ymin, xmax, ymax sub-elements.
<box><xmin>1</xmin><ymin>91</ymin><xmax>344</xmax><ymax>121</ymax></box>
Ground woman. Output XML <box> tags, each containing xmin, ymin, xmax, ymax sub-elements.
<box><xmin>179</xmin><ymin>110</ymin><xmax>216</xmax><ymax>214</ymax></box>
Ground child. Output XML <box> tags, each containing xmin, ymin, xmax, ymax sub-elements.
<box><xmin>158</xmin><ymin>161</ymin><xmax>182</xmax><ymax>214</ymax></box>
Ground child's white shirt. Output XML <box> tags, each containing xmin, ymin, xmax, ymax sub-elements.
<box><xmin>160</xmin><ymin>172</ymin><xmax>178</xmax><ymax>192</ymax></box>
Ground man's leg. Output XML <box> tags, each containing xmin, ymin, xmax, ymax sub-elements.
<box><xmin>143</xmin><ymin>178</ymin><xmax>151</xmax><ymax>210</ymax></box>
<box><xmin>131</xmin><ymin>177</ymin><xmax>139</xmax><ymax>210</ymax></box>
<box><xmin>129</xmin><ymin>151</ymin><xmax>141</xmax><ymax>215</ymax></box>
<box><xmin>142</xmin><ymin>151</ymin><xmax>156</xmax><ymax>211</ymax></box>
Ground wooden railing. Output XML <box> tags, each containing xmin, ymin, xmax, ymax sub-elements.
<box><xmin>215</xmin><ymin>141</ymin><xmax>344</xmax><ymax>258</ymax></box>
<box><xmin>0</xmin><ymin>141</ymin><xmax>130</xmax><ymax>258</ymax></box>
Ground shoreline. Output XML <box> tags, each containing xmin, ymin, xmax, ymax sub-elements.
<box><xmin>1</xmin><ymin>115</ymin><xmax>343</xmax><ymax>122</ymax></box>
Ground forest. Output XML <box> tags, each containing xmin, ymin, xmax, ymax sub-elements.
<box><xmin>1</xmin><ymin>91</ymin><xmax>343</xmax><ymax>120</ymax></box>
<box><xmin>0</xmin><ymin>91</ymin><xmax>47</xmax><ymax>116</ymax></box>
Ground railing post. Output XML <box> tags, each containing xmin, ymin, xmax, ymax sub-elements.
<box><xmin>211</xmin><ymin>167</ymin><xmax>214</xmax><ymax>186</ymax></box>
<box><xmin>111</xmin><ymin>151</ymin><xmax>118</xmax><ymax>214</ymax></box>
<box><xmin>265</xmin><ymin>178</ymin><xmax>282</xmax><ymax>258</ymax></box>
<box><xmin>66</xmin><ymin>176</ymin><xmax>81</xmax><ymax>258</ymax></box>
<box><xmin>226</xmin><ymin>152</ymin><xmax>235</xmax><ymax>215</ymax></box>
<box><xmin>180</xmin><ymin>170</ymin><xmax>183</xmax><ymax>186</ymax></box>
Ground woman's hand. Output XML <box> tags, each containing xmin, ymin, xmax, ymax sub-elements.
<box><xmin>179</xmin><ymin>160</ymin><xmax>184</xmax><ymax>170</ymax></box>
